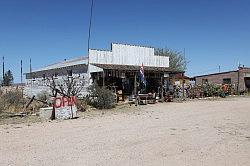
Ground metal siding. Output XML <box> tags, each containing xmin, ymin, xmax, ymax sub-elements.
<box><xmin>32</xmin><ymin>57</ymin><xmax>88</xmax><ymax>72</ymax></box>
<box><xmin>89</xmin><ymin>44</ymin><xmax>169</xmax><ymax>70</ymax></box>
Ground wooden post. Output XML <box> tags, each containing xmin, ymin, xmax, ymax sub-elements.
<box><xmin>161</xmin><ymin>76</ymin><xmax>164</xmax><ymax>101</ymax></box>
<box><xmin>51</xmin><ymin>105</ymin><xmax>56</xmax><ymax>120</ymax></box>
<box><xmin>102</xmin><ymin>70</ymin><xmax>105</xmax><ymax>87</ymax></box>
<box><xmin>23</xmin><ymin>95</ymin><xmax>35</xmax><ymax>112</ymax></box>
<box><xmin>161</xmin><ymin>76</ymin><xmax>163</xmax><ymax>99</ymax></box>
<box><xmin>182</xmin><ymin>79</ymin><xmax>185</xmax><ymax>98</ymax></box>
<box><xmin>134</xmin><ymin>72</ymin><xmax>137</xmax><ymax>95</ymax></box>
<box><xmin>51</xmin><ymin>90</ymin><xmax>58</xmax><ymax>120</ymax></box>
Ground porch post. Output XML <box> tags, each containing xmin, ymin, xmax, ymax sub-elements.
<box><xmin>161</xmin><ymin>76</ymin><xmax>163</xmax><ymax>99</ymax></box>
<box><xmin>182</xmin><ymin>78</ymin><xmax>185</xmax><ymax>98</ymax></box>
<box><xmin>134</xmin><ymin>72</ymin><xmax>137</xmax><ymax>95</ymax></box>
<box><xmin>103</xmin><ymin>70</ymin><xmax>105</xmax><ymax>87</ymax></box>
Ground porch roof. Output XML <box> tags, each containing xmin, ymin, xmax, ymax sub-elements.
<box><xmin>91</xmin><ymin>63</ymin><xmax>179</xmax><ymax>73</ymax></box>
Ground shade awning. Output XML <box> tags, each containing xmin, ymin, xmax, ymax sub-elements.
<box><xmin>90</xmin><ymin>63</ymin><xmax>178</xmax><ymax>73</ymax></box>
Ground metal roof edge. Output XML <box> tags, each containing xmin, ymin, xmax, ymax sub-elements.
<box><xmin>194</xmin><ymin>70</ymin><xmax>238</xmax><ymax>78</ymax></box>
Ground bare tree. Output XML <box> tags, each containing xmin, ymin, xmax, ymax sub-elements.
<box><xmin>45</xmin><ymin>75</ymin><xmax>85</xmax><ymax>120</ymax></box>
<box><xmin>46</xmin><ymin>75</ymin><xmax>85</xmax><ymax>97</ymax></box>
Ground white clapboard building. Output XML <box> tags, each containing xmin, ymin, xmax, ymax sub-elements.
<box><xmin>25</xmin><ymin>43</ymin><xmax>173</xmax><ymax>97</ymax></box>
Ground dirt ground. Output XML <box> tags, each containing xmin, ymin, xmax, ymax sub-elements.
<box><xmin>0</xmin><ymin>96</ymin><xmax>250</xmax><ymax>166</ymax></box>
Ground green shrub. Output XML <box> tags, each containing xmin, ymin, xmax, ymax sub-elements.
<box><xmin>37</xmin><ymin>91</ymin><xmax>50</xmax><ymax>102</ymax></box>
<box><xmin>87</xmin><ymin>84</ymin><xmax>116</xmax><ymax>109</ymax></box>
<box><xmin>201</xmin><ymin>83</ymin><xmax>227</xmax><ymax>97</ymax></box>
<box><xmin>76</xmin><ymin>98</ymin><xmax>88</xmax><ymax>112</ymax></box>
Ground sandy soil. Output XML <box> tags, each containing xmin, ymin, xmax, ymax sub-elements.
<box><xmin>0</xmin><ymin>97</ymin><xmax>250</xmax><ymax>166</ymax></box>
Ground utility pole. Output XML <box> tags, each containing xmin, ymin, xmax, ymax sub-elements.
<box><xmin>237</xmin><ymin>62</ymin><xmax>241</xmax><ymax>94</ymax></box>
<box><xmin>219</xmin><ymin>65</ymin><xmax>221</xmax><ymax>73</ymax></box>
<box><xmin>2</xmin><ymin>56</ymin><xmax>4</xmax><ymax>80</ymax></box>
<box><xmin>87</xmin><ymin>0</ymin><xmax>94</xmax><ymax>65</ymax></box>
<box><xmin>21</xmin><ymin>60</ymin><xmax>23</xmax><ymax>84</ymax></box>
<box><xmin>29</xmin><ymin>58</ymin><xmax>32</xmax><ymax>73</ymax></box>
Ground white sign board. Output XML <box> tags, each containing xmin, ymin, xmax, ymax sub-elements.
<box><xmin>53</xmin><ymin>96</ymin><xmax>77</xmax><ymax>119</ymax></box>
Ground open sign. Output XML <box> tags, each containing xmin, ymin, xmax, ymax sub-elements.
<box><xmin>53</xmin><ymin>96</ymin><xmax>77</xmax><ymax>108</ymax></box>
<box><xmin>51</xmin><ymin>96</ymin><xmax>78</xmax><ymax>119</ymax></box>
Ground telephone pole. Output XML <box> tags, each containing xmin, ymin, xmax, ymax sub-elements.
<box><xmin>2</xmin><ymin>56</ymin><xmax>4</xmax><ymax>79</ymax></box>
<box><xmin>21</xmin><ymin>60</ymin><xmax>23</xmax><ymax>84</ymax></box>
<box><xmin>87</xmin><ymin>0</ymin><xmax>94</xmax><ymax>65</ymax></box>
<box><xmin>29</xmin><ymin>58</ymin><xmax>32</xmax><ymax>73</ymax></box>
<box><xmin>237</xmin><ymin>62</ymin><xmax>241</xmax><ymax>94</ymax></box>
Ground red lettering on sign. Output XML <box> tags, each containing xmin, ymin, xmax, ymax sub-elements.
<box><xmin>54</xmin><ymin>97</ymin><xmax>62</xmax><ymax>108</ymax></box>
<box><xmin>62</xmin><ymin>97</ymin><xmax>68</xmax><ymax>107</ymax></box>
<box><xmin>52</xmin><ymin>96</ymin><xmax>77</xmax><ymax>108</ymax></box>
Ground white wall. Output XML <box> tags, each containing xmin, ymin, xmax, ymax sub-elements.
<box><xmin>24</xmin><ymin>73</ymin><xmax>89</xmax><ymax>97</ymax></box>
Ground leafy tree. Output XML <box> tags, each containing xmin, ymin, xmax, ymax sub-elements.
<box><xmin>2</xmin><ymin>70</ymin><xmax>14</xmax><ymax>86</ymax></box>
<box><xmin>155</xmin><ymin>48</ymin><xmax>188</xmax><ymax>71</ymax></box>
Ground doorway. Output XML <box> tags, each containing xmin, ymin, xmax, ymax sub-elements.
<box><xmin>244</xmin><ymin>77</ymin><xmax>250</xmax><ymax>92</ymax></box>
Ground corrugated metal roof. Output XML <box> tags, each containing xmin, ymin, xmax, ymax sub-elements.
<box><xmin>32</xmin><ymin>57</ymin><xmax>88</xmax><ymax>72</ymax></box>
<box><xmin>194</xmin><ymin>70</ymin><xmax>238</xmax><ymax>78</ymax></box>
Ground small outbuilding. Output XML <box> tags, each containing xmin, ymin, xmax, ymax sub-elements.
<box><xmin>194</xmin><ymin>67</ymin><xmax>250</xmax><ymax>93</ymax></box>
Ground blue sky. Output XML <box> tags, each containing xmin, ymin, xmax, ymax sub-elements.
<box><xmin>0</xmin><ymin>0</ymin><xmax>249</xmax><ymax>83</ymax></box>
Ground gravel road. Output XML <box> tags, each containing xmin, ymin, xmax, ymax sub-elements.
<box><xmin>1</xmin><ymin>97</ymin><xmax>250</xmax><ymax>166</ymax></box>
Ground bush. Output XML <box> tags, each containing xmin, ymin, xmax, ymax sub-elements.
<box><xmin>4</xmin><ymin>90</ymin><xmax>25</xmax><ymax>105</ymax></box>
<box><xmin>76</xmin><ymin>98</ymin><xmax>88</xmax><ymax>112</ymax></box>
<box><xmin>201</xmin><ymin>83</ymin><xmax>226</xmax><ymax>97</ymax></box>
<box><xmin>37</xmin><ymin>91</ymin><xmax>50</xmax><ymax>102</ymax></box>
<box><xmin>87</xmin><ymin>84</ymin><xmax>116</xmax><ymax>109</ymax></box>
<box><xmin>0</xmin><ymin>90</ymin><xmax>26</xmax><ymax>112</ymax></box>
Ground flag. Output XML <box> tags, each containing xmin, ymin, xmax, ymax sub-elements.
<box><xmin>140</xmin><ymin>63</ymin><xmax>146</xmax><ymax>86</ymax></box>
